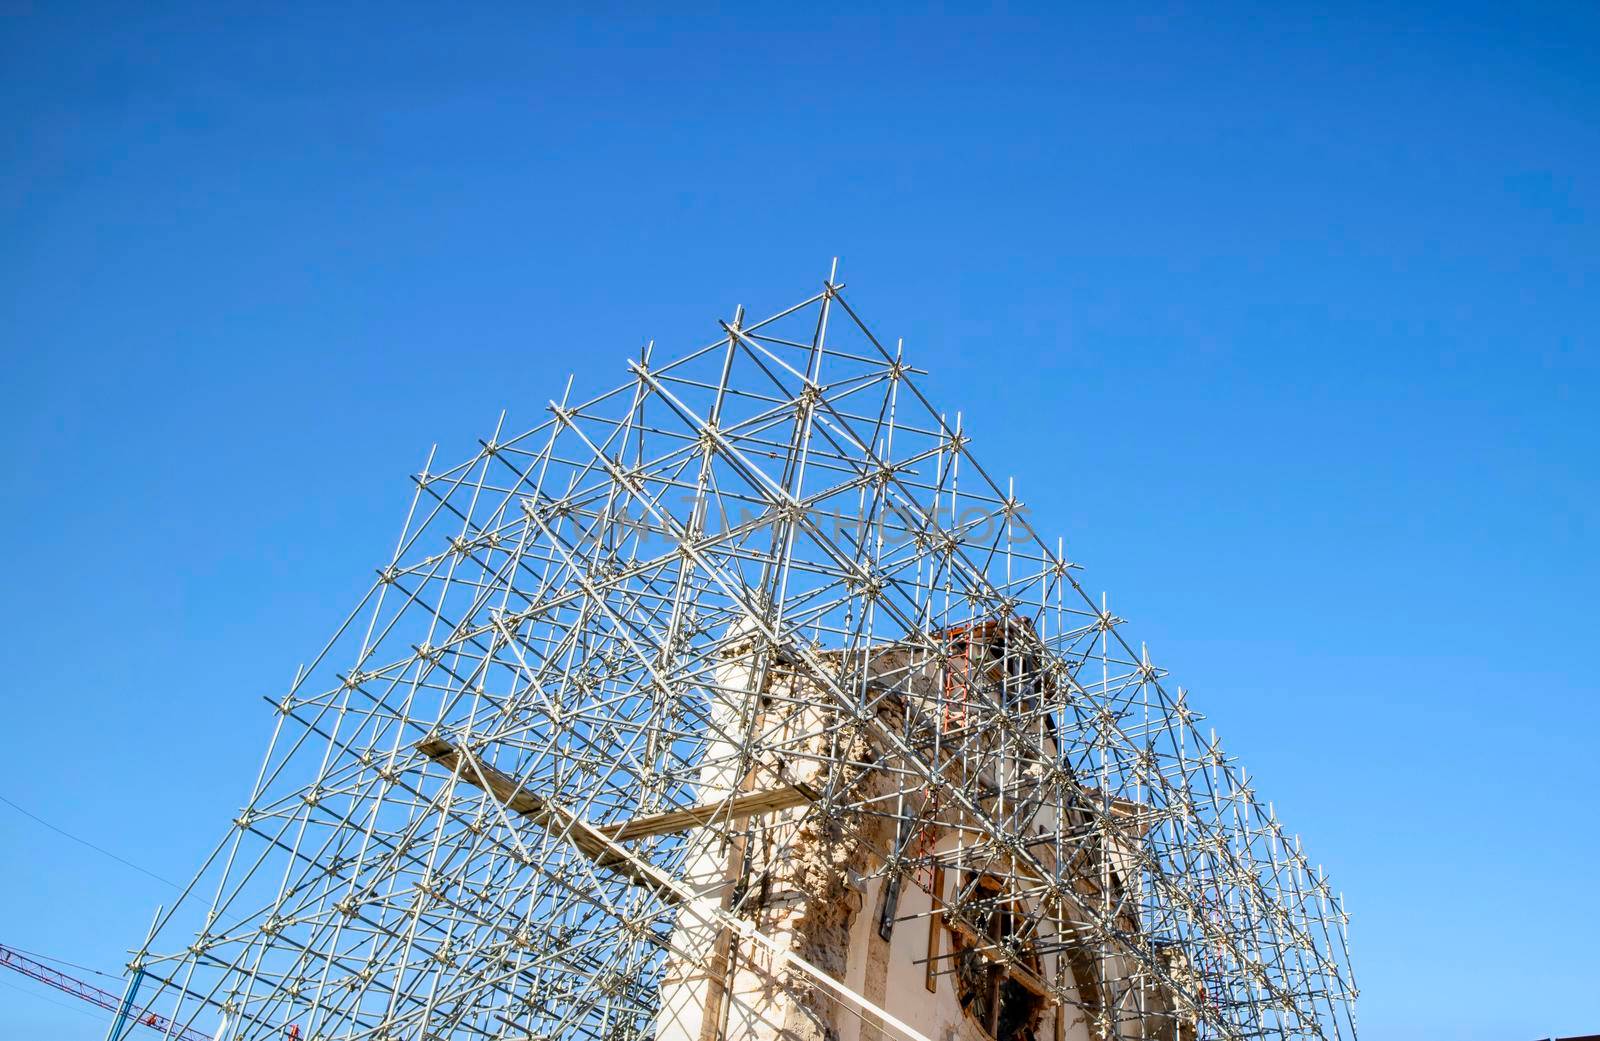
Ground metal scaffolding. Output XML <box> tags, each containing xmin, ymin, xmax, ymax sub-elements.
<box><xmin>114</xmin><ymin>269</ymin><xmax>1357</xmax><ymax>1041</ymax></box>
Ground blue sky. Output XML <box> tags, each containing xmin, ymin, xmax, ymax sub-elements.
<box><xmin>2</xmin><ymin>3</ymin><xmax>1596</xmax><ymax>1038</ymax></box>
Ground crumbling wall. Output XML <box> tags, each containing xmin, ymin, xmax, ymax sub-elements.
<box><xmin>748</xmin><ymin>670</ymin><xmax>905</xmax><ymax>1041</ymax></box>
<box><xmin>661</xmin><ymin>629</ymin><xmax>1036</xmax><ymax>1041</ymax></box>
<box><xmin>658</xmin><ymin>626</ymin><xmax>1183</xmax><ymax>1041</ymax></box>
<box><xmin>659</xmin><ymin>631</ymin><xmax>912</xmax><ymax>1041</ymax></box>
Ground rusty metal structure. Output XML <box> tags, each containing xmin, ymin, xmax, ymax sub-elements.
<box><xmin>111</xmin><ymin>269</ymin><xmax>1357</xmax><ymax>1041</ymax></box>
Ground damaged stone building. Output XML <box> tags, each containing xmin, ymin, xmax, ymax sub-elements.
<box><xmin>658</xmin><ymin>620</ymin><xmax>1196</xmax><ymax>1041</ymax></box>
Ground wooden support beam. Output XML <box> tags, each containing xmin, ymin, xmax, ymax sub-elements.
<box><xmin>421</xmin><ymin>736</ymin><xmax>941</xmax><ymax>1041</ymax></box>
<box><xmin>417</xmin><ymin>737</ymin><xmax>676</xmax><ymax>902</ymax></box>
<box><xmin>595</xmin><ymin>782</ymin><xmax>817</xmax><ymax>841</ymax></box>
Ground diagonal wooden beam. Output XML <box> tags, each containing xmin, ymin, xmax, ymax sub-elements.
<box><xmin>419</xmin><ymin>738</ymin><xmax>938</xmax><ymax>1041</ymax></box>
<box><xmin>417</xmin><ymin>737</ymin><xmax>675</xmax><ymax>901</ymax></box>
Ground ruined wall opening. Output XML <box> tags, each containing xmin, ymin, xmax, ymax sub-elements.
<box><xmin>951</xmin><ymin>874</ymin><xmax>1046</xmax><ymax>1041</ymax></box>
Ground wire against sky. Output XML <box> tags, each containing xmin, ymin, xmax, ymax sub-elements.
<box><xmin>0</xmin><ymin>792</ymin><xmax>180</xmax><ymax>890</ymax></box>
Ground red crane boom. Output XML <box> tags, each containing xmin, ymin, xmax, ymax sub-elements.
<box><xmin>0</xmin><ymin>942</ymin><xmax>211</xmax><ymax>1041</ymax></box>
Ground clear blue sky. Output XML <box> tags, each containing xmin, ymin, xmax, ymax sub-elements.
<box><xmin>2</xmin><ymin>4</ymin><xmax>1596</xmax><ymax>1039</ymax></box>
